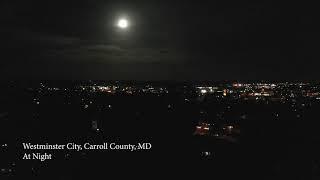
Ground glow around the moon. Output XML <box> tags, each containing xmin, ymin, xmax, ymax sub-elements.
<box><xmin>117</xmin><ymin>19</ymin><xmax>129</xmax><ymax>29</ymax></box>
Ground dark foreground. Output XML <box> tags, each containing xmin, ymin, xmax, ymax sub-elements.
<box><xmin>1</xmin><ymin>81</ymin><xmax>320</xmax><ymax>179</ymax></box>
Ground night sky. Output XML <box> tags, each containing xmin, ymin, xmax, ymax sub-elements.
<box><xmin>1</xmin><ymin>0</ymin><xmax>318</xmax><ymax>80</ymax></box>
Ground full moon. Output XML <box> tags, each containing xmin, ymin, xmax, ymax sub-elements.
<box><xmin>117</xmin><ymin>19</ymin><xmax>129</xmax><ymax>29</ymax></box>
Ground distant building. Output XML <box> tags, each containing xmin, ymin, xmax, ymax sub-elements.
<box><xmin>194</xmin><ymin>122</ymin><xmax>211</xmax><ymax>136</ymax></box>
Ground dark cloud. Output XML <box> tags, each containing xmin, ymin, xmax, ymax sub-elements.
<box><xmin>0</xmin><ymin>28</ymin><xmax>186</xmax><ymax>80</ymax></box>
<box><xmin>0</xmin><ymin>0</ymin><xmax>319</xmax><ymax>80</ymax></box>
